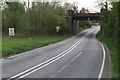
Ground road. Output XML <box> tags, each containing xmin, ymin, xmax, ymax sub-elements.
<box><xmin>2</xmin><ymin>26</ymin><xmax>111</xmax><ymax>79</ymax></box>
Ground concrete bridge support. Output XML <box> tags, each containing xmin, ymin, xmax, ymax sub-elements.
<box><xmin>66</xmin><ymin>10</ymin><xmax>100</xmax><ymax>34</ymax></box>
<box><xmin>67</xmin><ymin>10</ymin><xmax>77</xmax><ymax>34</ymax></box>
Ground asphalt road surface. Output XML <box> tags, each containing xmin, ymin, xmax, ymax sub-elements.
<box><xmin>2</xmin><ymin>26</ymin><xmax>111</xmax><ymax>80</ymax></box>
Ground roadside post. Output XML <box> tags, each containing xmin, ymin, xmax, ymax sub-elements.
<box><xmin>9</xmin><ymin>28</ymin><xmax>15</xmax><ymax>38</ymax></box>
<box><xmin>56</xmin><ymin>26</ymin><xmax>60</xmax><ymax>34</ymax></box>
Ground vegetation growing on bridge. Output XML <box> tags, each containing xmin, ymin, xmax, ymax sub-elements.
<box><xmin>97</xmin><ymin>1</ymin><xmax>120</xmax><ymax>78</ymax></box>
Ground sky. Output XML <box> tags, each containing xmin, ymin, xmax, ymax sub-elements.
<box><xmin>65</xmin><ymin>0</ymin><xmax>101</xmax><ymax>12</ymax></box>
<box><xmin>51</xmin><ymin>0</ymin><xmax>106</xmax><ymax>12</ymax></box>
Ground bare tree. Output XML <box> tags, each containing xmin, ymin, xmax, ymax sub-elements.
<box><xmin>72</xmin><ymin>2</ymin><xmax>78</xmax><ymax>13</ymax></box>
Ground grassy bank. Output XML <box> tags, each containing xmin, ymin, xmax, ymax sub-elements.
<box><xmin>96</xmin><ymin>33</ymin><xmax>119</xmax><ymax>78</ymax></box>
<box><xmin>79</xmin><ymin>27</ymin><xmax>91</xmax><ymax>33</ymax></box>
<box><xmin>2</xmin><ymin>27</ymin><xmax>91</xmax><ymax>57</ymax></box>
<box><xmin>2</xmin><ymin>34</ymin><xmax>72</xmax><ymax>57</ymax></box>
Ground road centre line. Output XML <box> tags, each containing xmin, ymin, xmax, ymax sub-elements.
<box><xmin>16</xmin><ymin>38</ymin><xmax>83</xmax><ymax>78</ymax></box>
<box><xmin>50</xmin><ymin>29</ymin><xmax>105</xmax><ymax>79</ymax></box>
<box><xmin>4</xmin><ymin>28</ymin><xmax>93</xmax><ymax>60</ymax></box>
<box><xmin>50</xmin><ymin>51</ymin><xmax>83</xmax><ymax>78</ymax></box>
<box><xmin>9</xmin><ymin>29</ymin><xmax>95</xmax><ymax>79</ymax></box>
<box><xmin>10</xmin><ymin>35</ymin><xmax>85</xmax><ymax>79</ymax></box>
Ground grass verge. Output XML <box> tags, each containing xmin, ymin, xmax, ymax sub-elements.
<box><xmin>2</xmin><ymin>27</ymin><xmax>90</xmax><ymax>57</ymax></box>
<box><xmin>96</xmin><ymin>32</ymin><xmax>119</xmax><ymax>78</ymax></box>
<box><xmin>78</xmin><ymin>27</ymin><xmax>91</xmax><ymax>33</ymax></box>
<box><xmin>2</xmin><ymin>34</ymin><xmax>72</xmax><ymax>57</ymax></box>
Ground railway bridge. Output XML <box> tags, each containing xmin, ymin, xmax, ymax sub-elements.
<box><xmin>66</xmin><ymin>10</ymin><xmax>100</xmax><ymax>34</ymax></box>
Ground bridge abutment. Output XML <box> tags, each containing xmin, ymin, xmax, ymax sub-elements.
<box><xmin>66</xmin><ymin>10</ymin><xmax>100</xmax><ymax>34</ymax></box>
<box><xmin>67</xmin><ymin>10</ymin><xmax>78</xmax><ymax>34</ymax></box>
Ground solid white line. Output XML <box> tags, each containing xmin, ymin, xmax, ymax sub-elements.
<box><xmin>10</xmin><ymin>41</ymin><xmax>79</xmax><ymax>78</ymax></box>
<box><xmin>97</xmin><ymin>41</ymin><xmax>106</xmax><ymax>79</ymax></box>
<box><xmin>50</xmin><ymin>51</ymin><xmax>83</xmax><ymax>78</ymax></box>
<box><xmin>10</xmin><ymin>28</ymin><xmax>92</xmax><ymax>78</ymax></box>
<box><xmin>3</xmin><ymin>28</ymin><xmax>92</xmax><ymax>60</ymax></box>
<box><xmin>10</xmin><ymin>37</ymin><xmax>83</xmax><ymax>78</ymax></box>
<box><xmin>19</xmin><ymin>42</ymin><xmax>81</xmax><ymax>78</ymax></box>
<box><xmin>92</xmin><ymin>26</ymin><xmax>105</xmax><ymax>79</ymax></box>
<box><xmin>7</xmin><ymin>37</ymin><xmax>80</xmax><ymax>60</ymax></box>
<box><xmin>6</xmin><ymin>45</ymin><xmax>58</xmax><ymax>59</ymax></box>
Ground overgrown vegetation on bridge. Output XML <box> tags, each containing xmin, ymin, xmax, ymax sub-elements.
<box><xmin>97</xmin><ymin>2</ymin><xmax>120</xmax><ymax>78</ymax></box>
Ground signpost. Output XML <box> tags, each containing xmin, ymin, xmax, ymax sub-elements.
<box><xmin>56</xmin><ymin>26</ymin><xmax>60</xmax><ymax>32</ymax></box>
<box><xmin>9</xmin><ymin>28</ymin><xmax>15</xmax><ymax>36</ymax></box>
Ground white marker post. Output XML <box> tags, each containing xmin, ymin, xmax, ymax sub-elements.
<box><xmin>56</xmin><ymin>26</ymin><xmax>60</xmax><ymax>33</ymax></box>
<box><xmin>9</xmin><ymin>28</ymin><xmax>15</xmax><ymax>38</ymax></box>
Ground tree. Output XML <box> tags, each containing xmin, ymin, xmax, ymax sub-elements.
<box><xmin>72</xmin><ymin>2</ymin><xmax>78</xmax><ymax>13</ymax></box>
<box><xmin>2</xmin><ymin>1</ymin><xmax>68</xmax><ymax>36</ymax></box>
<box><xmin>99</xmin><ymin>2</ymin><xmax>120</xmax><ymax>44</ymax></box>
<box><xmin>79</xmin><ymin>8</ymin><xmax>89</xmax><ymax>13</ymax></box>
<box><xmin>2</xmin><ymin>2</ymin><xmax>25</xmax><ymax>34</ymax></box>
<box><xmin>79</xmin><ymin>8</ymin><xmax>90</xmax><ymax>28</ymax></box>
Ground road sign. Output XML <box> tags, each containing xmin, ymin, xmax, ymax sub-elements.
<box><xmin>56</xmin><ymin>26</ymin><xmax>60</xmax><ymax>32</ymax></box>
<box><xmin>9</xmin><ymin>28</ymin><xmax>15</xmax><ymax>36</ymax></box>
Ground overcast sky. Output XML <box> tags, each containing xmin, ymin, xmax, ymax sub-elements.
<box><xmin>51</xmin><ymin>0</ymin><xmax>106</xmax><ymax>12</ymax></box>
<box><xmin>65</xmin><ymin>0</ymin><xmax>101</xmax><ymax>12</ymax></box>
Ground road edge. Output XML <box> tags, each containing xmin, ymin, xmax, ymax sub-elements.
<box><xmin>96</xmin><ymin>39</ymin><xmax>112</xmax><ymax>78</ymax></box>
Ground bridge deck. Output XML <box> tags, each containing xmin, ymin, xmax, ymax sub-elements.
<box><xmin>71</xmin><ymin>13</ymin><xmax>100</xmax><ymax>20</ymax></box>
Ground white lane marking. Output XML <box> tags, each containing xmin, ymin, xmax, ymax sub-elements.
<box><xmin>1</xmin><ymin>59</ymin><xmax>5</xmax><ymax>61</ymax></box>
<box><xmin>92</xmin><ymin>27</ymin><xmax>106</xmax><ymax>79</ymax></box>
<box><xmin>97</xmin><ymin>41</ymin><xmax>106</xmax><ymax>79</ymax></box>
<box><xmin>10</xmin><ymin>39</ymin><xmax>81</xmax><ymax>78</ymax></box>
<box><xmin>71</xmin><ymin>51</ymin><xmax>82</xmax><ymax>62</ymax></box>
<box><xmin>10</xmin><ymin>28</ymin><xmax>93</xmax><ymax>79</ymax></box>
<box><xmin>5</xmin><ymin>38</ymin><xmax>78</xmax><ymax>60</ymax></box>
<box><xmin>6</xmin><ymin>44</ymin><xmax>59</xmax><ymax>59</ymax></box>
<box><xmin>50</xmin><ymin>52</ymin><xmax>83</xmax><ymax>78</ymax></box>
<box><xmin>58</xmin><ymin>65</ymin><xmax>68</xmax><ymax>73</ymax></box>
<box><xmin>10</xmin><ymin>37</ymin><xmax>83</xmax><ymax>78</ymax></box>
<box><xmin>18</xmin><ymin>42</ymin><xmax>82</xmax><ymax>78</ymax></box>
<box><xmin>3</xmin><ymin>28</ymin><xmax>92</xmax><ymax>60</ymax></box>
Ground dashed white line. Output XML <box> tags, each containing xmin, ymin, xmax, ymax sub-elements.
<box><xmin>8</xmin><ymin>28</ymin><xmax>95</xmax><ymax>79</ymax></box>
<box><xmin>18</xmin><ymin>40</ymin><xmax>82</xmax><ymax>78</ymax></box>
<box><xmin>10</xmin><ymin>37</ymin><xmax>84</xmax><ymax>79</ymax></box>
<box><xmin>2</xmin><ymin>28</ymin><xmax>92</xmax><ymax>60</ymax></box>
<box><xmin>50</xmin><ymin>51</ymin><xmax>83</xmax><ymax>78</ymax></box>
